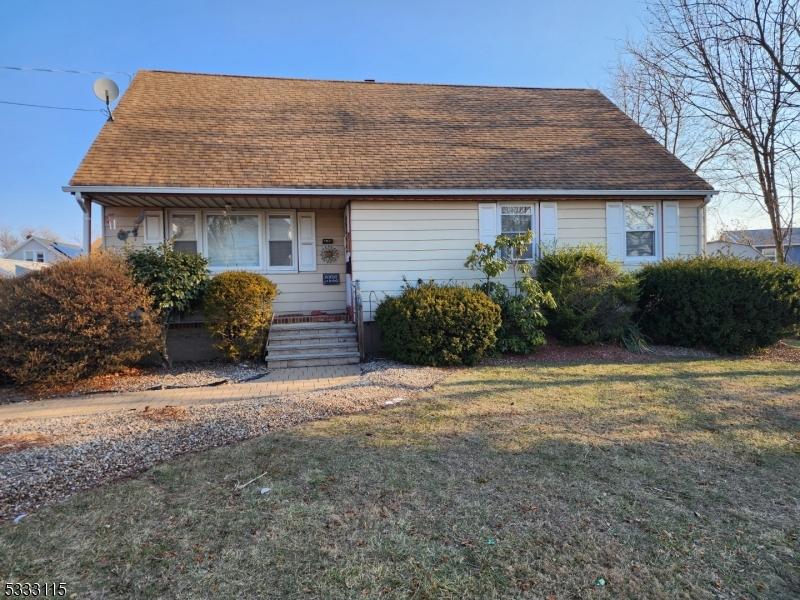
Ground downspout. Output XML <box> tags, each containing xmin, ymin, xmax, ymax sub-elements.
<box><xmin>74</xmin><ymin>192</ymin><xmax>92</xmax><ymax>255</ymax></box>
<box><xmin>699</xmin><ymin>193</ymin><xmax>713</xmax><ymax>256</ymax></box>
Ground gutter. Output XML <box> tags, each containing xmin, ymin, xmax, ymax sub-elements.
<box><xmin>63</xmin><ymin>185</ymin><xmax>718</xmax><ymax>197</ymax></box>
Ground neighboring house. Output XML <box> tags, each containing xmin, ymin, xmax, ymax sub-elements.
<box><xmin>65</xmin><ymin>70</ymin><xmax>714</xmax><ymax>357</ymax></box>
<box><xmin>0</xmin><ymin>257</ymin><xmax>49</xmax><ymax>279</ymax></box>
<box><xmin>722</xmin><ymin>228</ymin><xmax>800</xmax><ymax>264</ymax></box>
<box><xmin>3</xmin><ymin>236</ymin><xmax>82</xmax><ymax>264</ymax></box>
<box><xmin>706</xmin><ymin>240</ymin><xmax>766</xmax><ymax>260</ymax></box>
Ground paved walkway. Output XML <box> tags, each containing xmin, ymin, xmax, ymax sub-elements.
<box><xmin>0</xmin><ymin>366</ymin><xmax>362</xmax><ymax>421</ymax></box>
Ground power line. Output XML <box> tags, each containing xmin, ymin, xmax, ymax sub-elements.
<box><xmin>0</xmin><ymin>65</ymin><xmax>133</xmax><ymax>81</ymax></box>
<box><xmin>0</xmin><ymin>99</ymin><xmax>103</xmax><ymax>113</ymax></box>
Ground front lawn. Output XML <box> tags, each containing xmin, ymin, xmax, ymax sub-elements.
<box><xmin>2</xmin><ymin>358</ymin><xmax>798</xmax><ymax>598</ymax></box>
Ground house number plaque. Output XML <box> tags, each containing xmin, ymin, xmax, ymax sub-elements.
<box><xmin>323</xmin><ymin>273</ymin><xmax>340</xmax><ymax>285</ymax></box>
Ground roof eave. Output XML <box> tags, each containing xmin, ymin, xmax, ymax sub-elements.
<box><xmin>63</xmin><ymin>185</ymin><xmax>717</xmax><ymax>197</ymax></box>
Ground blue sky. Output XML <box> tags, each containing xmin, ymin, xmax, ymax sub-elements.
<box><xmin>0</xmin><ymin>0</ymin><xmax>743</xmax><ymax>242</ymax></box>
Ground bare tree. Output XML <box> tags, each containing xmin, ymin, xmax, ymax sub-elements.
<box><xmin>611</xmin><ymin>52</ymin><xmax>732</xmax><ymax>173</ymax></box>
<box><xmin>631</xmin><ymin>0</ymin><xmax>800</xmax><ymax>262</ymax></box>
<box><xmin>0</xmin><ymin>227</ymin><xmax>19</xmax><ymax>254</ymax></box>
<box><xmin>744</xmin><ymin>0</ymin><xmax>800</xmax><ymax>93</ymax></box>
<box><xmin>0</xmin><ymin>226</ymin><xmax>63</xmax><ymax>256</ymax></box>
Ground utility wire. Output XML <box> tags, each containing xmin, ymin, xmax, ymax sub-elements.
<box><xmin>0</xmin><ymin>65</ymin><xmax>133</xmax><ymax>81</ymax></box>
<box><xmin>0</xmin><ymin>99</ymin><xmax>104</xmax><ymax>113</ymax></box>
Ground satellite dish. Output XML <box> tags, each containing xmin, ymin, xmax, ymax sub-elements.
<box><xmin>93</xmin><ymin>78</ymin><xmax>119</xmax><ymax>103</ymax></box>
<box><xmin>93</xmin><ymin>78</ymin><xmax>119</xmax><ymax>121</ymax></box>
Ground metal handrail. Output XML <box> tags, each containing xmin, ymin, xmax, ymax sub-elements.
<box><xmin>264</xmin><ymin>310</ymin><xmax>277</xmax><ymax>361</ymax></box>
<box><xmin>354</xmin><ymin>280</ymin><xmax>365</xmax><ymax>361</ymax></box>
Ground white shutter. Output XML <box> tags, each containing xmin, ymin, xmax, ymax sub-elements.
<box><xmin>606</xmin><ymin>202</ymin><xmax>625</xmax><ymax>261</ymax></box>
<box><xmin>478</xmin><ymin>202</ymin><xmax>497</xmax><ymax>245</ymax></box>
<box><xmin>662</xmin><ymin>201</ymin><xmax>680</xmax><ymax>258</ymax></box>
<box><xmin>539</xmin><ymin>202</ymin><xmax>558</xmax><ymax>250</ymax></box>
<box><xmin>144</xmin><ymin>211</ymin><xmax>164</xmax><ymax>244</ymax></box>
<box><xmin>298</xmin><ymin>212</ymin><xmax>316</xmax><ymax>272</ymax></box>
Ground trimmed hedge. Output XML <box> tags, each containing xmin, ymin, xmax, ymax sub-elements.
<box><xmin>0</xmin><ymin>253</ymin><xmax>160</xmax><ymax>387</ymax></box>
<box><xmin>537</xmin><ymin>246</ymin><xmax>638</xmax><ymax>344</ymax></box>
<box><xmin>203</xmin><ymin>271</ymin><xmax>278</xmax><ymax>360</ymax></box>
<box><xmin>638</xmin><ymin>257</ymin><xmax>800</xmax><ymax>353</ymax></box>
<box><xmin>376</xmin><ymin>283</ymin><xmax>501</xmax><ymax>366</ymax></box>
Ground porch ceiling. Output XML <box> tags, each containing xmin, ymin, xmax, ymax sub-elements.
<box><xmin>82</xmin><ymin>193</ymin><xmax>349</xmax><ymax>210</ymax></box>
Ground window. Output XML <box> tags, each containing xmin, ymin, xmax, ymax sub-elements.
<box><xmin>169</xmin><ymin>213</ymin><xmax>199</xmax><ymax>254</ymax></box>
<box><xmin>761</xmin><ymin>247</ymin><xmax>777</xmax><ymax>261</ymax></box>
<box><xmin>205</xmin><ymin>214</ymin><xmax>261</xmax><ymax>268</ymax></box>
<box><xmin>625</xmin><ymin>204</ymin><xmax>656</xmax><ymax>258</ymax></box>
<box><xmin>499</xmin><ymin>205</ymin><xmax>534</xmax><ymax>260</ymax></box>
<box><xmin>23</xmin><ymin>250</ymin><xmax>44</xmax><ymax>262</ymax></box>
<box><xmin>36</xmin><ymin>252</ymin><xmax>44</xmax><ymax>263</ymax></box>
<box><xmin>268</xmin><ymin>213</ymin><xmax>295</xmax><ymax>269</ymax></box>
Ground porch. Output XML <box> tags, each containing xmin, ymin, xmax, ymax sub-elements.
<box><xmin>72</xmin><ymin>192</ymin><xmax>351</xmax><ymax>318</ymax></box>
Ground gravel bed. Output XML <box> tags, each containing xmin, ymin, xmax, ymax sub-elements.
<box><xmin>359</xmin><ymin>360</ymin><xmax>453</xmax><ymax>389</ymax></box>
<box><xmin>0</xmin><ymin>362</ymin><xmax>268</xmax><ymax>404</ymax></box>
<box><xmin>0</xmin><ymin>365</ymin><xmax>450</xmax><ymax>521</ymax></box>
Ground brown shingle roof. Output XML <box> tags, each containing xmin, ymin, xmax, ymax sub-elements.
<box><xmin>70</xmin><ymin>70</ymin><xmax>712</xmax><ymax>191</ymax></box>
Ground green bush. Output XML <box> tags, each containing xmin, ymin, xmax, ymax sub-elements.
<box><xmin>203</xmin><ymin>271</ymin><xmax>278</xmax><ymax>360</ymax></box>
<box><xmin>537</xmin><ymin>246</ymin><xmax>638</xmax><ymax>344</ymax></box>
<box><xmin>0</xmin><ymin>253</ymin><xmax>160</xmax><ymax>387</ymax></box>
<box><xmin>638</xmin><ymin>257</ymin><xmax>800</xmax><ymax>353</ymax></box>
<box><xmin>126</xmin><ymin>242</ymin><xmax>209</xmax><ymax>315</ymax></box>
<box><xmin>465</xmin><ymin>233</ymin><xmax>554</xmax><ymax>354</ymax></box>
<box><xmin>126</xmin><ymin>242</ymin><xmax>209</xmax><ymax>363</ymax></box>
<box><xmin>477</xmin><ymin>280</ymin><xmax>554</xmax><ymax>354</ymax></box>
<box><xmin>376</xmin><ymin>282</ymin><xmax>501</xmax><ymax>366</ymax></box>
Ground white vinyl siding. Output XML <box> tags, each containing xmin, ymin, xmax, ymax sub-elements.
<box><xmin>679</xmin><ymin>199</ymin><xmax>703</xmax><ymax>257</ymax></box>
<box><xmin>557</xmin><ymin>201</ymin><xmax>607</xmax><ymax>247</ymax></box>
<box><xmin>351</xmin><ymin>200</ymin><xmax>487</xmax><ymax>320</ymax></box>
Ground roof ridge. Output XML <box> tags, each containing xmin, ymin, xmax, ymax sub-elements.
<box><xmin>138</xmin><ymin>69</ymin><xmax>600</xmax><ymax>93</ymax></box>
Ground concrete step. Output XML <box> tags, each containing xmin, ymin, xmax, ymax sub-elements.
<box><xmin>266</xmin><ymin>321</ymin><xmax>359</xmax><ymax>368</ymax></box>
<box><xmin>267</xmin><ymin>353</ymin><xmax>361</xmax><ymax>369</ymax></box>
<box><xmin>270</xmin><ymin>321</ymin><xmax>354</xmax><ymax>332</ymax></box>
<box><xmin>268</xmin><ymin>336</ymin><xmax>356</xmax><ymax>349</ymax></box>
<box><xmin>267</xmin><ymin>342</ymin><xmax>358</xmax><ymax>358</ymax></box>
<box><xmin>268</xmin><ymin>330</ymin><xmax>357</xmax><ymax>343</ymax></box>
<box><xmin>270</xmin><ymin>327</ymin><xmax>355</xmax><ymax>340</ymax></box>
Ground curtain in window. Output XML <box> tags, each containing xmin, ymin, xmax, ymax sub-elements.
<box><xmin>206</xmin><ymin>215</ymin><xmax>260</xmax><ymax>267</ymax></box>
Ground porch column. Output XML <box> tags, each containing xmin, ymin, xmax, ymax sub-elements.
<box><xmin>75</xmin><ymin>192</ymin><xmax>92</xmax><ymax>255</ymax></box>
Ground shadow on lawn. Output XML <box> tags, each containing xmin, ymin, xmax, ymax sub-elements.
<box><xmin>3</xmin><ymin>357</ymin><xmax>800</xmax><ymax>598</ymax></box>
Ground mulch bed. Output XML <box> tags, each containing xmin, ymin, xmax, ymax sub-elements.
<box><xmin>750</xmin><ymin>340</ymin><xmax>800</xmax><ymax>363</ymax></box>
<box><xmin>488</xmin><ymin>337</ymin><xmax>717</xmax><ymax>365</ymax></box>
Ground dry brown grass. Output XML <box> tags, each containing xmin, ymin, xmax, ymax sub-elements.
<box><xmin>1</xmin><ymin>358</ymin><xmax>798</xmax><ymax>598</ymax></box>
<box><xmin>0</xmin><ymin>433</ymin><xmax>52</xmax><ymax>454</ymax></box>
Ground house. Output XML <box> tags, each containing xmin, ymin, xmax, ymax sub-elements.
<box><xmin>721</xmin><ymin>228</ymin><xmax>800</xmax><ymax>263</ymax></box>
<box><xmin>3</xmin><ymin>236</ymin><xmax>82</xmax><ymax>264</ymax></box>
<box><xmin>65</xmin><ymin>70</ymin><xmax>714</xmax><ymax>361</ymax></box>
<box><xmin>0</xmin><ymin>257</ymin><xmax>49</xmax><ymax>279</ymax></box>
<box><xmin>706</xmin><ymin>240</ymin><xmax>766</xmax><ymax>260</ymax></box>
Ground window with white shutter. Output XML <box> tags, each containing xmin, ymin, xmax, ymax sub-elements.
<box><xmin>662</xmin><ymin>201</ymin><xmax>680</xmax><ymax>258</ymax></box>
<box><xmin>144</xmin><ymin>211</ymin><xmax>164</xmax><ymax>245</ymax></box>
<box><xmin>298</xmin><ymin>212</ymin><xmax>316</xmax><ymax>272</ymax></box>
<box><xmin>539</xmin><ymin>202</ymin><xmax>558</xmax><ymax>250</ymax></box>
<box><xmin>478</xmin><ymin>203</ymin><xmax>497</xmax><ymax>245</ymax></box>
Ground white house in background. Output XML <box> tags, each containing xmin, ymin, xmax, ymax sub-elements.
<box><xmin>706</xmin><ymin>240</ymin><xmax>766</xmax><ymax>260</ymax></box>
<box><xmin>65</xmin><ymin>70</ymin><xmax>715</xmax><ymax>361</ymax></box>
<box><xmin>3</xmin><ymin>236</ymin><xmax>83</xmax><ymax>264</ymax></box>
<box><xmin>0</xmin><ymin>257</ymin><xmax>49</xmax><ymax>279</ymax></box>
